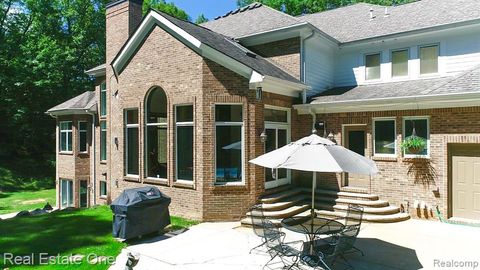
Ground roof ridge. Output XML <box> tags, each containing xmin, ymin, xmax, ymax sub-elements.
<box><xmin>298</xmin><ymin>2</ymin><xmax>385</xmax><ymax>18</ymax></box>
<box><xmin>213</xmin><ymin>2</ymin><xmax>264</xmax><ymax>20</ymax></box>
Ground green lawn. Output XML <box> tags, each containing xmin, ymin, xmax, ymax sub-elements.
<box><xmin>0</xmin><ymin>206</ymin><xmax>199</xmax><ymax>269</ymax></box>
<box><xmin>0</xmin><ymin>189</ymin><xmax>56</xmax><ymax>215</ymax></box>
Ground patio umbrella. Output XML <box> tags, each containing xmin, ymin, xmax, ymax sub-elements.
<box><xmin>249</xmin><ymin>134</ymin><xmax>378</xmax><ymax>215</ymax></box>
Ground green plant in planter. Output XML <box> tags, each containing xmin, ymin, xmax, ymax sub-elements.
<box><xmin>401</xmin><ymin>136</ymin><xmax>426</xmax><ymax>154</ymax></box>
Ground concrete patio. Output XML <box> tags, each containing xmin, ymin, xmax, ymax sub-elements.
<box><xmin>109</xmin><ymin>219</ymin><xmax>480</xmax><ymax>270</ymax></box>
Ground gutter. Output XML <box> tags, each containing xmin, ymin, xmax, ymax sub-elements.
<box><xmin>295</xmin><ymin>91</ymin><xmax>480</xmax><ymax>114</ymax></box>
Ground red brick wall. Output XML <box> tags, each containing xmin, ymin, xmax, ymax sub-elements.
<box><xmin>294</xmin><ymin>107</ymin><xmax>480</xmax><ymax>219</ymax></box>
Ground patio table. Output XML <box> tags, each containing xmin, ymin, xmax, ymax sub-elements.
<box><xmin>281</xmin><ymin>215</ymin><xmax>344</xmax><ymax>255</ymax></box>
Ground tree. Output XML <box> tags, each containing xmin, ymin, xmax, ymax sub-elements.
<box><xmin>0</xmin><ymin>0</ymin><xmax>105</xmax><ymax>167</ymax></box>
<box><xmin>236</xmin><ymin>0</ymin><xmax>417</xmax><ymax>16</ymax></box>
<box><xmin>195</xmin><ymin>13</ymin><xmax>209</xmax><ymax>24</ymax></box>
<box><xmin>143</xmin><ymin>0</ymin><xmax>190</xmax><ymax>21</ymax></box>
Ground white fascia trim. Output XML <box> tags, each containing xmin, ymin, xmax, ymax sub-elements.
<box><xmin>294</xmin><ymin>92</ymin><xmax>480</xmax><ymax>114</ymax></box>
<box><xmin>85</xmin><ymin>68</ymin><xmax>106</xmax><ymax>77</ymax></box>
<box><xmin>112</xmin><ymin>11</ymin><xmax>202</xmax><ymax>75</ymax></box>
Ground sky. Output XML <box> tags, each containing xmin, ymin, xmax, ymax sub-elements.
<box><xmin>166</xmin><ymin>0</ymin><xmax>239</xmax><ymax>21</ymax></box>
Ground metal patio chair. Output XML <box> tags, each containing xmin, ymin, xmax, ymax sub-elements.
<box><xmin>263</xmin><ymin>219</ymin><xmax>304</xmax><ymax>270</ymax></box>
<box><xmin>301</xmin><ymin>224</ymin><xmax>362</xmax><ymax>270</ymax></box>
<box><xmin>249</xmin><ymin>204</ymin><xmax>285</xmax><ymax>254</ymax></box>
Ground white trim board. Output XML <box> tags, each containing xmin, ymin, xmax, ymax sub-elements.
<box><xmin>295</xmin><ymin>92</ymin><xmax>480</xmax><ymax>114</ymax></box>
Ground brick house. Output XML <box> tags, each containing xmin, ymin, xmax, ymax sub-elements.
<box><xmin>47</xmin><ymin>0</ymin><xmax>480</xmax><ymax>223</ymax></box>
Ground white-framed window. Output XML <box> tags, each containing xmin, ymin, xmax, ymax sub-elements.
<box><xmin>215</xmin><ymin>104</ymin><xmax>244</xmax><ymax>184</ymax></box>
<box><xmin>78</xmin><ymin>121</ymin><xmax>88</xmax><ymax>153</ymax></box>
<box><xmin>402</xmin><ymin>117</ymin><xmax>430</xmax><ymax>157</ymax></box>
<box><xmin>175</xmin><ymin>105</ymin><xmax>194</xmax><ymax>182</ymax></box>
<box><xmin>125</xmin><ymin>109</ymin><xmax>139</xmax><ymax>176</ymax></box>
<box><xmin>373</xmin><ymin>118</ymin><xmax>396</xmax><ymax>157</ymax></box>
<box><xmin>59</xmin><ymin>121</ymin><xmax>73</xmax><ymax>153</ymax></box>
<box><xmin>365</xmin><ymin>52</ymin><xmax>381</xmax><ymax>81</ymax></box>
<box><xmin>100</xmin><ymin>121</ymin><xmax>107</xmax><ymax>161</ymax></box>
<box><xmin>145</xmin><ymin>88</ymin><xmax>168</xmax><ymax>179</ymax></box>
<box><xmin>100</xmin><ymin>81</ymin><xmax>107</xmax><ymax>117</ymax></box>
<box><xmin>100</xmin><ymin>180</ymin><xmax>107</xmax><ymax>197</ymax></box>
<box><xmin>419</xmin><ymin>44</ymin><xmax>439</xmax><ymax>75</ymax></box>
<box><xmin>391</xmin><ymin>48</ymin><xmax>409</xmax><ymax>78</ymax></box>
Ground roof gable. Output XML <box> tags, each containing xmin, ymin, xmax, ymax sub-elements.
<box><xmin>111</xmin><ymin>9</ymin><xmax>307</xmax><ymax>97</ymax></box>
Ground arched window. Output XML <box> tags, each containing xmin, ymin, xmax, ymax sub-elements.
<box><xmin>145</xmin><ymin>88</ymin><xmax>168</xmax><ymax>179</ymax></box>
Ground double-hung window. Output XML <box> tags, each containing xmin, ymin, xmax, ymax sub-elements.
<box><xmin>100</xmin><ymin>82</ymin><xmax>107</xmax><ymax>117</ymax></box>
<box><xmin>100</xmin><ymin>121</ymin><xmax>107</xmax><ymax>161</ymax></box>
<box><xmin>419</xmin><ymin>45</ymin><xmax>439</xmax><ymax>75</ymax></box>
<box><xmin>78</xmin><ymin>121</ymin><xmax>88</xmax><ymax>153</ymax></box>
<box><xmin>125</xmin><ymin>109</ymin><xmax>139</xmax><ymax>176</ymax></box>
<box><xmin>373</xmin><ymin>118</ymin><xmax>396</xmax><ymax>157</ymax></box>
<box><xmin>403</xmin><ymin>117</ymin><xmax>430</xmax><ymax>157</ymax></box>
<box><xmin>215</xmin><ymin>104</ymin><xmax>243</xmax><ymax>184</ymax></box>
<box><xmin>365</xmin><ymin>53</ymin><xmax>381</xmax><ymax>80</ymax></box>
<box><xmin>175</xmin><ymin>105</ymin><xmax>194</xmax><ymax>181</ymax></box>
<box><xmin>391</xmin><ymin>49</ymin><xmax>409</xmax><ymax>77</ymax></box>
<box><xmin>59</xmin><ymin>121</ymin><xmax>73</xmax><ymax>152</ymax></box>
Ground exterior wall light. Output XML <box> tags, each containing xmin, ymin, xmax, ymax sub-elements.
<box><xmin>256</xmin><ymin>87</ymin><xmax>263</xmax><ymax>101</ymax></box>
<box><xmin>260</xmin><ymin>130</ymin><xmax>267</xmax><ymax>143</ymax></box>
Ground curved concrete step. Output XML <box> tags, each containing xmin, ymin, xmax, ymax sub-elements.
<box><xmin>261</xmin><ymin>188</ymin><xmax>303</xmax><ymax>204</ymax></box>
<box><xmin>300</xmin><ymin>188</ymin><xmax>379</xmax><ymax>201</ymax></box>
<box><xmin>312</xmin><ymin>196</ymin><xmax>389</xmax><ymax>208</ymax></box>
<box><xmin>314</xmin><ymin>202</ymin><xmax>400</xmax><ymax>215</ymax></box>
<box><xmin>261</xmin><ymin>195</ymin><xmax>306</xmax><ymax>211</ymax></box>
<box><xmin>247</xmin><ymin>204</ymin><xmax>310</xmax><ymax>219</ymax></box>
<box><xmin>315</xmin><ymin>210</ymin><xmax>410</xmax><ymax>223</ymax></box>
<box><xmin>241</xmin><ymin>217</ymin><xmax>283</xmax><ymax>227</ymax></box>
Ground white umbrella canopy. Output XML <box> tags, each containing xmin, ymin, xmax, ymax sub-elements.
<box><xmin>249</xmin><ymin>134</ymin><xmax>378</xmax><ymax>215</ymax></box>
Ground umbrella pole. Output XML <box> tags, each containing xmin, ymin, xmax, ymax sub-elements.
<box><xmin>311</xmin><ymin>172</ymin><xmax>316</xmax><ymax>217</ymax></box>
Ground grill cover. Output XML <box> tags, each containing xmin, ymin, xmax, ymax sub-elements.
<box><xmin>111</xmin><ymin>186</ymin><xmax>171</xmax><ymax>239</ymax></box>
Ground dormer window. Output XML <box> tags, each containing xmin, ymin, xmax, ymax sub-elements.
<box><xmin>391</xmin><ymin>49</ymin><xmax>409</xmax><ymax>77</ymax></box>
<box><xmin>419</xmin><ymin>44</ymin><xmax>439</xmax><ymax>75</ymax></box>
<box><xmin>365</xmin><ymin>53</ymin><xmax>381</xmax><ymax>80</ymax></box>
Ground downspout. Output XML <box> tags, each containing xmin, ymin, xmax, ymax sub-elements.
<box><xmin>86</xmin><ymin>110</ymin><xmax>97</xmax><ymax>206</ymax></box>
<box><xmin>309</xmin><ymin>109</ymin><xmax>317</xmax><ymax>134</ymax></box>
<box><xmin>301</xmin><ymin>30</ymin><xmax>315</xmax><ymax>104</ymax></box>
<box><xmin>49</xmin><ymin>113</ymin><xmax>60</xmax><ymax>209</ymax></box>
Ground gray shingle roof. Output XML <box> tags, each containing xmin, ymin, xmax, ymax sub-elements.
<box><xmin>201</xmin><ymin>2</ymin><xmax>302</xmax><ymax>38</ymax></box>
<box><xmin>202</xmin><ymin>0</ymin><xmax>480</xmax><ymax>43</ymax></box>
<box><xmin>299</xmin><ymin>0</ymin><xmax>480</xmax><ymax>43</ymax></box>
<box><xmin>47</xmin><ymin>91</ymin><xmax>97</xmax><ymax>113</ymax></box>
<box><xmin>311</xmin><ymin>65</ymin><xmax>480</xmax><ymax>104</ymax></box>
<box><xmin>157</xmin><ymin>10</ymin><xmax>301</xmax><ymax>84</ymax></box>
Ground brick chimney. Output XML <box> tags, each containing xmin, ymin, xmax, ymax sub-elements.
<box><xmin>106</xmin><ymin>0</ymin><xmax>143</xmax><ymax>64</ymax></box>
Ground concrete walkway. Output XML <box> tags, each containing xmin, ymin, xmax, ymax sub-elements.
<box><xmin>109</xmin><ymin>219</ymin><xmax>480</xmax><ymax>270</ymax></box>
